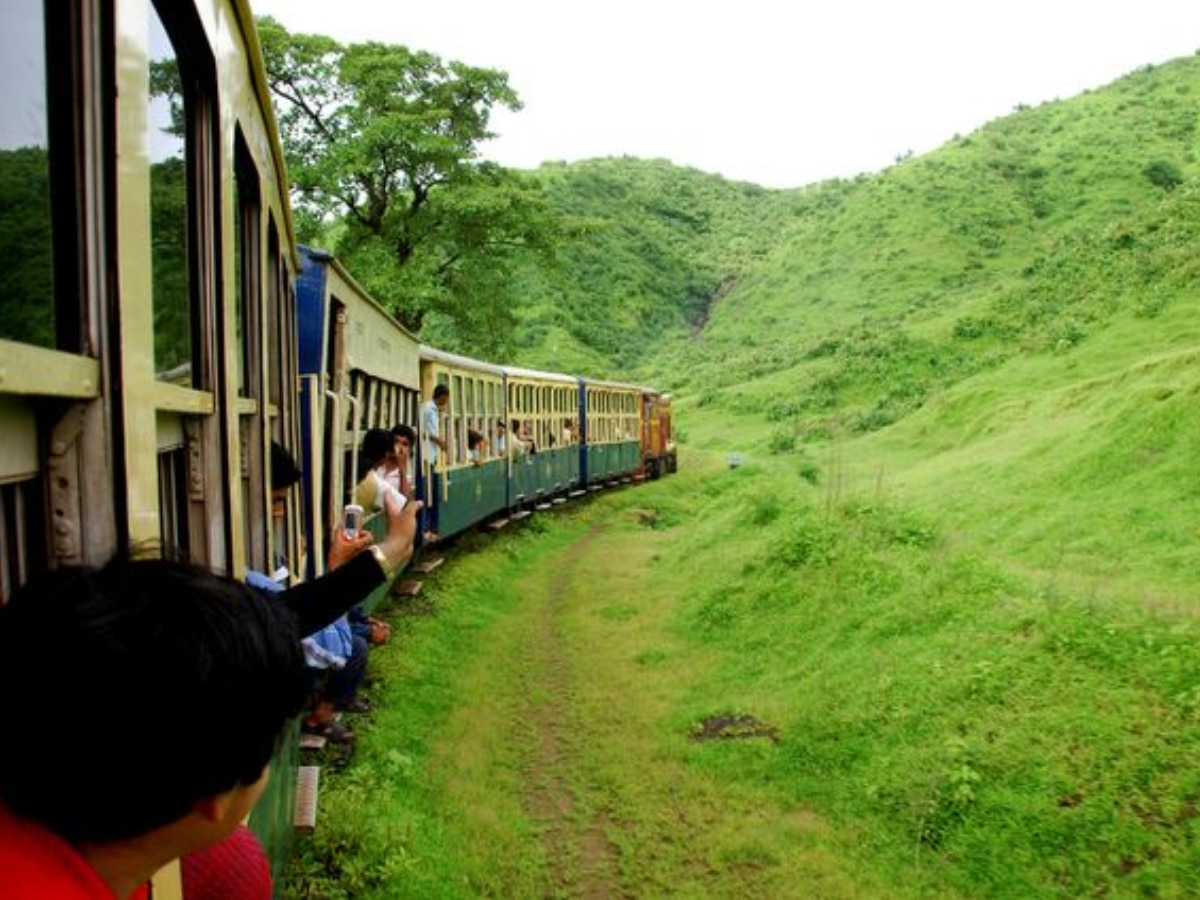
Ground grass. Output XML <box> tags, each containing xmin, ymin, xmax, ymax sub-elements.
<box><xmin>280</xmin><ymin>442</ymin><xmax>1200</xmax><ymax>897</ymax></box>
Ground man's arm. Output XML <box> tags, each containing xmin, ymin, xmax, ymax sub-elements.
<box><xmin>284</xmin><ymin>493</ymin><xmax>419</xmax><ymax>636</ymax></box>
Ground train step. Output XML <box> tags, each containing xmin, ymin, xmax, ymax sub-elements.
<box><xmin>299</xmin><ymin>733</ymin><xmax>326</xmax><ymax>751</ymax></box>
<box><xmin>394</xmin><ymin>580</ymin><xmax>423</xmax><ymax>597</ymax></box>
<box><xmin>511</xmin><ymin>509</ymin><xmax>531</xmax><ymax>520</ymax></box>
<box><xmin>487</xmin><ymin>518</ymin><xmax>509</xmax><ymax>531</ymax></box>
<box><xmin>413</xmin><ymin>558</ymin><xmax>443</xmax><ymax>574</ymax></box>
<box><xmin>552</xmin><ymin>497</ymin><xmax>567</xmax><ymax>505</ymax></box>
<box><xmin>535</xmin><ymin>503</ymin><xmax>552</xmax><ymax>511</ymax></box>
<box><xmin>569</xmin><ymin>490</ymin><xmax>586</xmax><ymax>498</ymax></box>
<box><xmin>294</xmin><ymin>765</ymin><xmax>320</xmax><ymax>833</ymax></box>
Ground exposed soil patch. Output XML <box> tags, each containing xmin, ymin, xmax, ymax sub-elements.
<box><xmin>690</xmin><ymin>713</ymin><xmax>781</xmax><ymax>744</ymax></box>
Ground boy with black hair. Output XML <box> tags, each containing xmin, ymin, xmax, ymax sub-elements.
<box><xmin>0</xmin><ymin>556</ymin><xmax>308</xmax><ymax>899</ymax></box>
<box><xmin>0</xmin><ymin>448</ymin><xmax>421</xmax><ymax>898</ymax></box>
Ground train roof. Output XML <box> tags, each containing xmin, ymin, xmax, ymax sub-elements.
<box><xmin>418</xmin><ymin>344</ymin><xmax>507</xmax><ymax>376</ymax></box>
<box><xmin>499</xmin><ymin>363</ymin><xmax>578</xmax><ymax>386</ymax></box>
<box><xmin>579</xmin><ymin>374</ymin><xmax>658</xmax><ymax>394</ymax></box>
<box><xmin>419</xmin><ymin>345</ymin><xmax>660</xmax><ymax>393</ymax></box>
<box><xmin>238</xmin><ymin>1</ymin><xmax>300</xmax><ymax>269</ymax></box>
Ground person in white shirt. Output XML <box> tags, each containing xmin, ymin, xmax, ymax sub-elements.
<box><xmin>418</xmin><ymin>384</ymin><xmax>450</xmax><ymax>542</ymax></box>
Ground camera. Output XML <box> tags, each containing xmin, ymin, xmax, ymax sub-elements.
<box><xmin>342</xmin><ymin>503</ymin><xmax>364</xmax><ymax>540</ymax></box>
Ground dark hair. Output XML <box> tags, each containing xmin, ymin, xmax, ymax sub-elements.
<box><xmin>0</xmin><ymin>555</ymin><xmax>307</xmax><ymax>844</ymax></box>
<box><xmin>270</xmin><ymin>441</ymin><xmax>302</xmax><ymax>492</ymax></box>
<box><xmin>390</xmin><ymin>423</ymin><xmax>416</xmax><ymax>445</ymax></box>
<box><xmin>432</xmin><ymin>384</ymin><xmax>449</xmax><ymax>401</ymax></box>
<box><xmin>359</xmin><ymin>428</ymin><xmax>393</xmax><ymax>474</ymax></box>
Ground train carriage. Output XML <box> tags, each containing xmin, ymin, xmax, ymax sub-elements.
<box><xmin>501</xmin><ymin>364</ymin><xmax>583</xmax><ymax>507</ymax></box>
<box><xmin>295</xmin><ymin>246</ymin><xmax>421</xmax><ymax>583</ymax></box>
<box><xmin>579</xmin><ymin>377</ymin><xmax>644</xmax><ymax>486</ymax></box>
<box><xmin>418</xmin><ymin>345</ymin><xmax>509</xmax><ymax>539</ymax></box>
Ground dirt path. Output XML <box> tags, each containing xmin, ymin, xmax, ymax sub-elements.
<box><xmin>421</xmin><ymin>510</ymin><xmax>872</xmax><ymax>899</ymax></box>
<box><xmin>518</xmin><ymin>522</ymin><xmax>623</xmax><ymax>898</ymax></box>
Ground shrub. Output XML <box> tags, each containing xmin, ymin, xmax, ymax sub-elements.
<box><xmin>767</xmin><ymin>428</ymin><xmax>797</xmax><ymax>454</ymax></box>
<box><xmin>1143</xmin><ymin>159</ymin><xmax>1184</xmax><ymax>191</ymax></box>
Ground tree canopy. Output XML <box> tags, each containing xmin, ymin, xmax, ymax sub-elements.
<box><xmin>257</xmin><ymin>17</ymin><xmax>561</xmax><ymax>354</ymax></box>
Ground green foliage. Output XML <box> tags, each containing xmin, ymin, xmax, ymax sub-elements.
<box><xmin>631</xmin><ymin>54</ymin><xmax>1200</xmax><ymax>439</ymax></box>
<box><xmin>150</xmin><ymin>158</ymin><xmax>191</xmax><ymax>373</ymax></box>
<box><xmin>505</xmin><ymin>158</ymin><xmax>796</xmax><ymax>376</ymax></box>
<box><xmin>257</xmin><ymin>17</ymin><xmax>560</xmax><ymax>354</ymax></box>
<box><xmin>0</xmin><ymin>148</ymin><xmax>55</xmax><ymax>347</ymax></box>
<box><xmin>1143</xmin><ymin>159</ymin><xmax>1184</xmax><ymax>191</ymax></box>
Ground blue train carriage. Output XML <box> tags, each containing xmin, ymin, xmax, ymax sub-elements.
<box><xmin>295</xmin><ymin>247</ymin><xmax>422</xmax><ymax>596</ymax></box>
<box><xmin>579</xmin><ymin>377</ymin><xmax>645</xmax><ymax>486</ymax></box>
<box><xmin>501</xmin><ymin>364</ymin><xmax>584</xmax><ymax>508</ymax></box>
<box><xmin>1</xmin><ymin>0</ymin><xmax>309</xmax><ymax>891</ymax></box>
<box><xmin>418</xmin><ymin>345</ymin><xmax>509</xmax><ymax>538</ymax></box>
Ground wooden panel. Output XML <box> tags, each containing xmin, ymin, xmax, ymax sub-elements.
<box><xmin>0</xmin><ymin>340</ymin><xmax>100</xmax><ymax>399</ymax></box>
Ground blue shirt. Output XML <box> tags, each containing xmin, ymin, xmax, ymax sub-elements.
<box><xmin>421</xmin><ymin>399</ymin><xmax>441</xmax><ymax>465</ymax></box>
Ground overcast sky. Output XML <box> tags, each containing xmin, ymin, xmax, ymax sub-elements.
<box><xmin>253</xmin><ymin>0</ymin><xmax>1200</xmax><ymax>189</ymax></box>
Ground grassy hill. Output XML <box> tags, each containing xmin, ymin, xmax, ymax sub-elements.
<box><xmin>507</xmin><ymin>51</ymin><xmax>1200</xmax><ymax>603</ymax></box>
<box><xmin>508</xmin><ymin>157</ymin><xmax>800</xmax><ymax>375</ymax></box>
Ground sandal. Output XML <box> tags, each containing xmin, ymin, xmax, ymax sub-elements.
<box><xmin>302</xmin><ymin>716</ymin><xmax>356</xmax><ymax>744</ymax></box>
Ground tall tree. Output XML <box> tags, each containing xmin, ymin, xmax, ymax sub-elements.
<box><xmin>256</xmin><ymin>17</ymin><xmax>559</xmax><ymax>354</ymax></box>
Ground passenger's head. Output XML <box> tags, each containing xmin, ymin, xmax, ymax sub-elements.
<box><xmin>359</xmin><ymin>428</ymin><xmax>393</xmax><ymax>475</ymax></box>
<box><xmin>0</xmin><ymin>554</ymin><xmax>307</xmax><ymax>845</ymax></box>
<box><xmin>390</xmin><ymin>423</ymin><xmax>416</xmax><ymax>456</ymax></box>
<box><xmin>433</xmin><ymin>384</ymin><xmax>450</xmax><ymax>407</ymax></box>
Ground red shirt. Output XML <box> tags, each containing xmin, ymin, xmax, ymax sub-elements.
<box><xmin>0</xmin><ymin>802</ymin><xmax>150</xmax><ymax>899</ymax></box>
<box><xmin>181</xmin><ymin>824</ymin><xmax>272</xmax><ymax>900</ymax></box>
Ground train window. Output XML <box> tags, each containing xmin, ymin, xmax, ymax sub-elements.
<box><xmin>0</xmin><ymin>0</ymin><xmax>54</xmax><ymax>348</ymax></box>
<box><xmin>157</xmin><ymin>444</ymin><xmax>191</xmax><ymax>552</ymax></box>
<box><xmin>234</xmin><ymin>132</ymin><xmax>262</xmax><ymax>399</ymax></box>
<box><xmin>451</xmin><ymin>374</ymin><xmax>464</xmax><ymax>465</ymax></box>
<box><xmin>146</xmin><ymin>4</ymin><xmax>192</xmax><ymax>380</ymax></box>
<box><xmin>267</xmin><ymin>219</ymin><xmax>285</xmax><ymax>414</ymax></box>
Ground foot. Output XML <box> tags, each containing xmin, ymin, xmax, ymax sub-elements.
<box><xmin>338</xmin><ymin>697</ymin><xmax>372</xmax><ymax>714</ymax></box>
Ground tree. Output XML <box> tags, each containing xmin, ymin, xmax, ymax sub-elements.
<box><xmin>256</xmin><ymin>18</ymin><xmax>561</xmax><ymax>353</ymax></box>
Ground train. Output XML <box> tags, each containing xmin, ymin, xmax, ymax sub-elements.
<box><xmin>0</xmin><ymin>0</ymin><xmax>673</xmax><ymax>894</ymax></box>
<box><xmin>295</xmin><ymin>246</ymin><xmax>676</xmax><ymax>565</ymax></box>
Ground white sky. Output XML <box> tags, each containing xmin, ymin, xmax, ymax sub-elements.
<box><xmin>252</xmin><ymin>0</ymin><xmax>1200</xmax><ymax>189</ymax></box>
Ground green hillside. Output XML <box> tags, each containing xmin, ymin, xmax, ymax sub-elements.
<box><xmin>507</xmin><ymin>52</ymin><xmax>1200</xmax><ymax>602</ymax></box>
<box><xmin>508</xmin><ymin>156</ymin><xmax>800</xmax><ymax>375</ymax></box>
